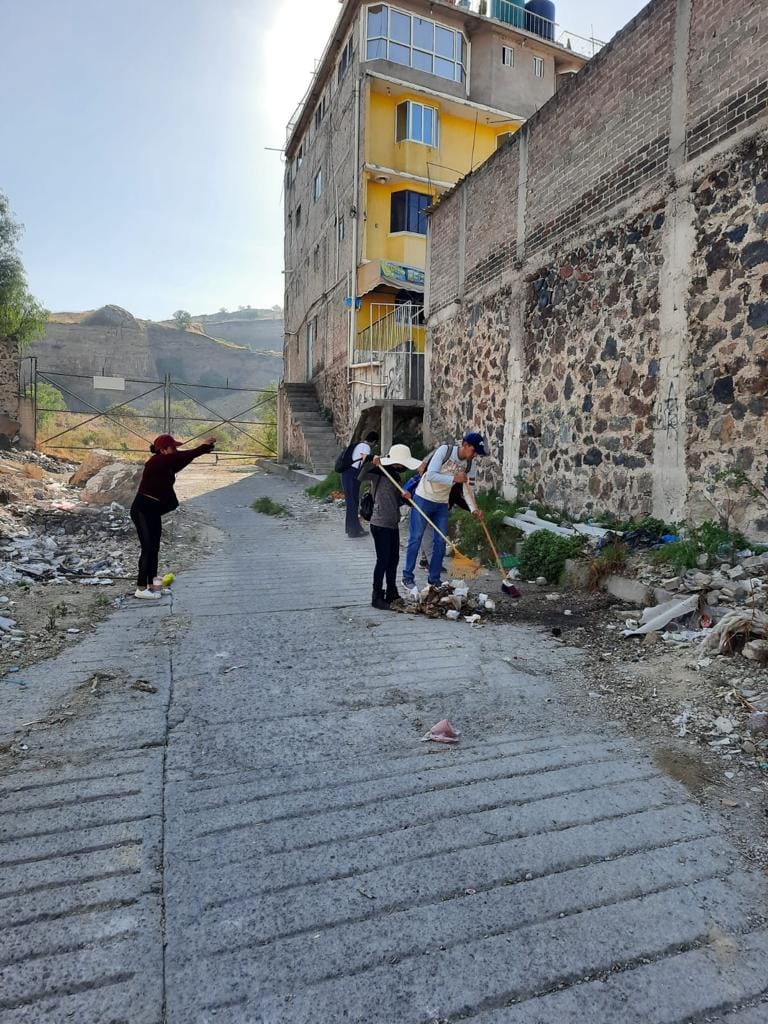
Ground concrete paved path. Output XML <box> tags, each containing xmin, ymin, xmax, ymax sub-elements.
<box><xmin>1</xmin><ymin>468</ymin><xmax>766</xmax><ymax>1023</ymax></box>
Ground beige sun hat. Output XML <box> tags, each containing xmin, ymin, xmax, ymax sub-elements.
<box><xmin>380</xmin><ymin>443</ymin><xmax>422</xmax><ymax>470</ymax></box>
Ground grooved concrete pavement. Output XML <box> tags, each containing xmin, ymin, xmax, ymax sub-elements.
<box><xmin>1</xmin><ymin>468</ymin><xmax>766</xmax><ymax>1023</ymax></box>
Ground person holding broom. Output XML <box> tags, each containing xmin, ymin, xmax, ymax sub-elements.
<box><xmin>358</xmin><ymin>443</ymin><xmax>422</xmax><ymax>610</ymax></box>
<box><xmin>130</xmin><ymin>434</ymin><xmax>216</xmax><ymax>599</ymax></box>
<box><xmin>402</xmin><ymin>432</ymin><xmax>486</xmax><ymax>589</ymax></box>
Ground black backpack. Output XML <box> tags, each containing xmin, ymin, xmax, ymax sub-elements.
<box><xmin>334</xmin><ymin>441</ymin><xmax>357</xmax><ymax>473</ymax></box>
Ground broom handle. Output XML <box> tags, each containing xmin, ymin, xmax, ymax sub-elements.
<box><xmin>376</xmin><ymin>464</ymin><xmax>456</xmax><ymax>550</ymax></box>
<box><xmin>479</xmin><ymin>516</ymin><xmax>506</xmax><ymax>577</ymax></box>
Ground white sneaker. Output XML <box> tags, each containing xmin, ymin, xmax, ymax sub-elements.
<box><xmin>134</xmin><ymin>588</ymin><xmax>161</xmax><ymax>600</ymax></box>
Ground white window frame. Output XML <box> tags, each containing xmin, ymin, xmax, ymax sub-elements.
<box><xmin>501</xmin><ymin>45</ymin><xmax>514</xmax><ymax>67</ymax></box>
<box><xmin>533</xmin><ymin>56</ymin><xmax>545</xmax><ymax>78</ymax></box>
<box><xmin>365</xmin><ymin>3</ymin><xmax>467</xmax><ymax>85</ymax></box>
<box><xmin>395</xmin><ymin>100</ymin><xmax>439</xmax><ymax>147</ymax></box>
<box><xmin>313</xmin><ymin>168</ymin><xmax>323</xmax><ymax>202</ymax></box>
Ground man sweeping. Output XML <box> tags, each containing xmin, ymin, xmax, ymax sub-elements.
<box><xmin>402</xmin><ymin>432</ymin><xmax>486</xmax><ymax>589</ymax></box>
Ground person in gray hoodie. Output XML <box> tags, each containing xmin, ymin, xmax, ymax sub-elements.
<box><xmin>358</xmin><ymin>443</ymin><xmax>422</xmax><ymax>610</ymax></box>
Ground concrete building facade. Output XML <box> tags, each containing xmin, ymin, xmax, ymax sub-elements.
<box><xmin>426</xmin><ymin>0</ymin><xmax>768</xmax><ymax>539</ymax></box>
<box><xmin>279</xmin><ymin>0</ymin><xmax>590</xmax><ymax>468</ymax></box>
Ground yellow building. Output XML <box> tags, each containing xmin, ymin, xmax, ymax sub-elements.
<box><xmin>281</xmin><ymin>0</ymin><xmax>591</xmax><ymax>468</ymax></box>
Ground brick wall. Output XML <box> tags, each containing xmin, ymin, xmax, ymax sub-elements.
<box><xmin>427</xmin><ymin>0</ymin><xmax>768</xmax><ymax>537</ymax></box>
<box><xmin>687</xmin><ymin>0</ymin><xmax>768</xmax><ymax>158</ymax></box>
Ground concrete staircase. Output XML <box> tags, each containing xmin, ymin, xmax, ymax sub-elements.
<box><xmin>282</xmin><ymin>382</ymin><xmax>338</xmax><ymax>475</ymax></box>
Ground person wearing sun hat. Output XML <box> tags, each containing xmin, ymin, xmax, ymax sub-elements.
<box><xmin>129</xmin><ymin>433</ymin><xmax>216</xmax><ymax>599</ymax></box>
<box><xmin>402</xmin><ymin>431</ymin><xmax>486</xmax><ymax>589</ymax></box>
<box><xmin>358</xmin><ymin>443</ymin><xmax>422</xmax><ymax>610</ymax></box>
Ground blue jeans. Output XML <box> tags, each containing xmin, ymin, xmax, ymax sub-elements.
<box><xmin>403</xmin><ymin>496</ymin><xmax>449</xmax><ymax>585</ymax></box>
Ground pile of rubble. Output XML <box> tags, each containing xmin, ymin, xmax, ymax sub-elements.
<box><xmin>394</xmin><ymin>581</ymin><xmax>496</xmax><ymax>623</ymax></box>
<box><xmin>625</xmin><ymin>555</ymin><xmax>768</xmax><ymax>662</ymax></box>
<box><xmin>0</xmin><ymin>449</ymin><xmax>142</xmax><ymax>588</ymax></box>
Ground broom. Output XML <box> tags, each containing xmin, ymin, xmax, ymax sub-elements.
<box><xmin>375</xmin><ymin>464</ymin><xmax>482</xmax><ymax>578</ymax></box>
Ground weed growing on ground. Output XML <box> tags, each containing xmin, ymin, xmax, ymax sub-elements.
<box><xmin>252</xmin><ymin>497</ymin><xmax>292</xmax><ymax>517</ymax></box>
<box><xmin>518</xmin><ymin>530</ymin><xmax>586</xmax><ymax>583</ymax></box>
<box><xmin>305</xmin><ymin>471</ymin><xmax>342</xmax><ymax>499</ymax></box>
<box><xmin>652</xmin><ymin>520</ymin><xmax>750</xmax><ymax>571</ymax></box>
<box><xmin>587</xmin><ymin>542</ymin><xmax>629</xmax><ymax>590</ymax></box>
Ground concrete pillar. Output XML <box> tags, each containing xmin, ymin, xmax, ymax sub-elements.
<box><xmin>17</xmin><ymin>397</ymin><xmax>35</xmax><ymax>451</ymax></box>
<box><xmin>380</xmin><ymin>401</ymin><xmax>394</xmax><ymax>453</ymax></box>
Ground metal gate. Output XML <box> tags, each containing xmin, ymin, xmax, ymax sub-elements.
<box><xmin>18</xmin><ymin>357</ymin><xmax>278</xmax><ymax>459</ymax></box>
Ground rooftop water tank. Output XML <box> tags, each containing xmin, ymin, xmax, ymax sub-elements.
<box><xmin>524</xmin><ymin>0</ymin><xmax>556</xmax><ymax>41</ymax></box>
<box><xmin>491</xmin><ymin>0</ymin><xmax>525</xmax><ymax>30</ymax></box>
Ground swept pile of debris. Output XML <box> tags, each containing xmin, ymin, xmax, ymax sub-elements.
<box><xmin>393</xmin><ymin>581</ymin><xmax>495</xmax><ymax>623</ymax></box>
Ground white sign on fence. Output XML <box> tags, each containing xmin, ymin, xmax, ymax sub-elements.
<box><xmin>93</xmin><ymin>376</ymin><xmax>126</xmax><ymax>391</ymax></box>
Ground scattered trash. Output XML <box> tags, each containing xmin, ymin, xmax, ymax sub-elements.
<box><xmin>131</xmin><ymin>679</ymin><xmax>158</xmax><ymax>694</ymax></box>
<box><xmin>421</xmin><ymin>719</ymin><xmax>460</xmax><ymax>744</ymax></box>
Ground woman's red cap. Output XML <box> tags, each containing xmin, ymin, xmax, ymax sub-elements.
<box><xmin>153</xmin><ymin>435</ymin><xmax>181</xmax><ymax>450</ymax></box>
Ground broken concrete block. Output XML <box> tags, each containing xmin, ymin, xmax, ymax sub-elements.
<box><xmin>82</xmin><ymin>462</ymin><xmax>142</xmax><ymax>507</ymax></box>
<box><xmin>743</xmin><ymin>639</ymin><xmax>768</xmax><ymax>665</ymax></box>
<box><xmin>603</xmin><ymin>575</ymin><xmax>652</xmax><ymax>606</ymax></box>
<box><xmin>746</xmin><ymin>712</ymin><xmax>768</xmax><ymax>736</ymax></box>
<box><xmin>69</xmin><ymin>449</ymin><xmax>114</xmax><ymax>487</ymax></box>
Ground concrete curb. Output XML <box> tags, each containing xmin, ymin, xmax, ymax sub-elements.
<box><xmin>260</xmin><ymin>460</ymin><xmax>325</xmax><ymax>487</ymax></box>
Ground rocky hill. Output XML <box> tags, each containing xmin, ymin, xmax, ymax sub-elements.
<box><xmin>160</xmin><ymin>308</ymin><xmax>284</xmax><ymax>354</ymax></box>
<box><xmin>28</xmin><ymin>305</ymin><xmax>283</xmax><ymax>413</ymax></box>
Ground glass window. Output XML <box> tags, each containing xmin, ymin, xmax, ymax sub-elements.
<box><xmin>366</xmin><ymin>38</ymin><xmax>387</xmax><ymax>60</ymax></box>
<box><xmin>338</xmin><ymin>216</ymin><xmax>345</xmax><ymax>242</ymax></box>
<box><xmin>390</xmin><ymin>189</ymin><xmax>430</xmax><ymax>234</ymax></box>
<box><xmin>313</xmin><ymin>169</ymin><xmax>322</xmax><ymax>201</ymax></box>
<box><xmin>296</xmin><ymin>205</ymin><xmax>302</xmax><ymax>229</ymax></box>
<box><xmin>502</xmin><ymin>45</ymin><xmax>514</xmax><ymax>66</ymax></box>
<box><xmin>395</xmin><ymin>101</ymin><xmax>438</xmax><ymax>147</ymax></box>
<box><xmin>413</xmin><ymin>17</ymin><xmax>433</xmax><ymax>51</ymax></box>
<box><xmin>434</xmin><ymin>56</ymin><xmax>454</xmax><ymax>80</ymax></box>
<box><xmin>364</xmin><ymin>4</ymin><xmax>466</xmax><ymax>84</ymax></box>
<box><xmin>435</xmin><ymin>25</ymin><xmax>454</xmax><ymax>58</ymax></box>
<box><xmin>390</xmin><ymin>9</ymin><xmax>410</xmax><ymax>44</ymax></box>
<box><xmin>533</xmin><ymin>56</ymin><xmax>545</xmax><ymax>78</ymax></box>
<box><xmin>367</xmin><ymin>4</ymin><xmax>387</xmax><ymax>37</ymax></box>
<box><xmin>412</xmin><ymin>50</ymin><xmax>432</xmax><ymax>73</ymax></box>
<box><xmin>389</xmin><ymin>41</ymin><xmax>410</xmax><ymax>65</ymax></box>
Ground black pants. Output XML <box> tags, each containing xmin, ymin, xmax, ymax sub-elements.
<box><xmin>341</xmin><ymin>466</ymin><xmax>362</xmax><ymax>535</ymax></box>
<box><xmin>370</xmin><ymin>525</ymin><xmax>400</xmax><ymax>595</ymax></box>
<box><xmin>130</xmin><ymin>494</ymin><xmax>163</xmax><ymax>588</ymax></box>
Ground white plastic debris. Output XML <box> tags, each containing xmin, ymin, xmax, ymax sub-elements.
<box><xmin>623</xmin><ymin>595</ymin><xmax>699</xmax><ymax>637</ymax></box>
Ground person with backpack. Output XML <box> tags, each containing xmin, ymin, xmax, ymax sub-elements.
<box><xmin>358</xmin><ymin>443</ymin><xmax>421</xmax><ymax>609</ymax></box>
<box><xmin>336</xmin><ymin>430</ymin><xmax>379</xmax><ymax>538</ymax></box>
<box><xmin>402</xmin><ymin>432</ymin><xmax>487</xmax><ymax>588</ymax></box>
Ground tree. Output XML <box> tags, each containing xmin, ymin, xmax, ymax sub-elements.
<box><xmin>26</xmin><ymin>381</ymin><xmax>66</xmax><ymax>432</ymax></box>
<box><xmin>173</xmin><ymin>309</ymin><xmax>192</xmax><ymax>330</ymax></box>
<box><xmin>0</xmin><ymin>192</ymin><xmax>48</xmax><ymax>350</ymax></box>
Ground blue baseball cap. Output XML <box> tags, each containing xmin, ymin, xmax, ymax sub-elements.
<box><xmin>463</xmin><ymin>432</ymin><xmax>487</xmax><ymax>457</ymax></box>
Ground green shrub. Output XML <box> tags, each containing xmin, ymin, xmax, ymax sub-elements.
<box><xmin>449</xmin><ymin>489</ymin><xmax>522</xmax><ymax>565</ymax></box>
<box><xmin>305</xmin><ymin>471</ymin><xmax>342</xmax><ymax>499</ymax></box>
<box><xmin>518</xmin><ymin>530</ymin><xmax>586</xmax><ymax>583</ymax></box>
<box><xmin>252</xmin><ymin>496</ymin><xmax>291</xmax><ymax>517</ymax></box>
<box><xmin>651</xmin><ymin>540</ymin><xmax>699</xmax><ymax>572</ymax></box>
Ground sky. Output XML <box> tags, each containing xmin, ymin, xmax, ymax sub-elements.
<box><xmin>0</xmin><ymin>0</ymin><xmax>646</xmax><ymax>321</ymax></box>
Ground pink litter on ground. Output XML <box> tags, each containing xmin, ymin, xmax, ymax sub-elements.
<box><xmin>421</xmin><ymin>719</ymin><xmax>460</xmax><ymax>744</ymax></box>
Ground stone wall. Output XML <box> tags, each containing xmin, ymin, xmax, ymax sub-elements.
<box><xmin>426</xmin><ymin>0</ymin><xmax>768</xmax><ymax>538</ymax></box>
<box><xmin>0</xmin><ymin>335</ymin><xmax>20</xmax><ymax>429</ymax></box>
